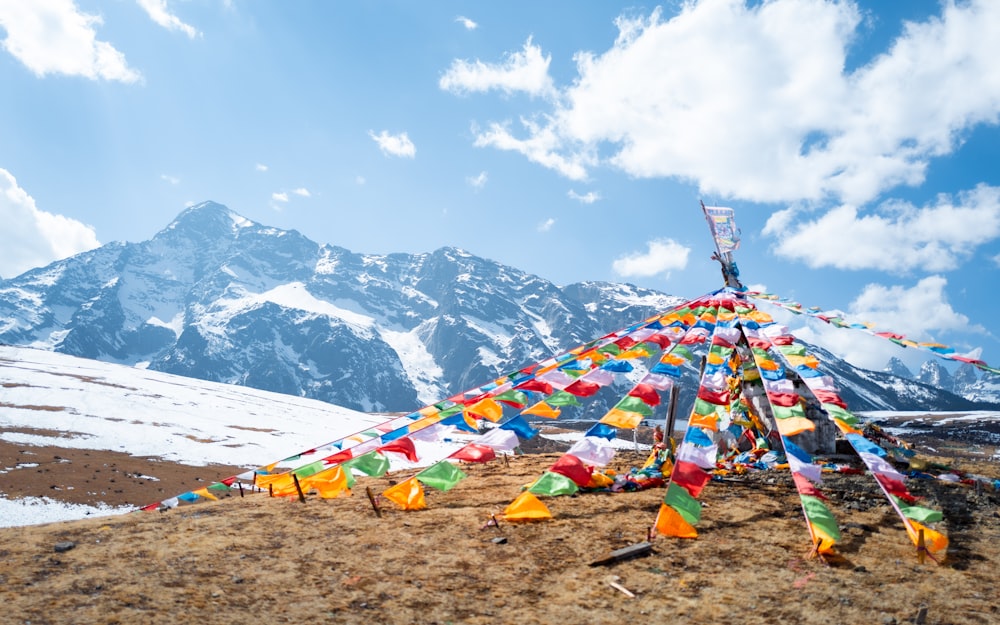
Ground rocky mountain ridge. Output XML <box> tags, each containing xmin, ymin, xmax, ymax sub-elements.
<box><xmin>1</xmin><ymin>201</ymin><xmax>996</xmax><ymax>415</ymax></box>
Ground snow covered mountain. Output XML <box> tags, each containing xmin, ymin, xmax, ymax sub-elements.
<box><xmin>0</xmin><ymin>201</ymin><xmax>995</xmax><ymax>414</ymax></box>
<box><xmin>883</xmin><ymin>357</ymin><xmax>913</xmax><ymax>379</ymax></box>
<box><xmin>0</xmin><ymin>202</ymin><xmax>683</xmax><ymax>414</ymax></box>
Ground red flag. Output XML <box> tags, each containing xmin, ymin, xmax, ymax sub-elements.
<box><xmin>449</xmin><ymin>443</ymin><xmax>496</xmax><ymax>463</ymax></box>
<box><xmin>322</xmin><ymin>449</ymin><xmax>353</xmax><ymax>465</ymax></box>
<box><xmin>747</xmin><ymin>337</ymin><xmax>771</xmax><ymax>350</ymax></box>
<box><xmin>550</xmin><ymin>454</ymin><xmax>593</xmax><ymax>487</ymax></box>
<box><xmin>697</xmin><ymin>386</ymin><xmax>729</xmax><ymax>405</ymax></box>
<box><xmin>564</xmin><ymin>379</ymin><xmax>601</xmax><ymax>397</ymax></box>
<box><xmin>812</xmin><ymin>389</ymin><xmax>847</xmax><ymax>408</ymax></box>
<box><xmin>515</xmin><ymin>379</ymin><xmax>553</xmax><ymax>394</ymax></box>
<box><xmin>766</xmin><ymin>391</ymin><xmax>801</xmax><ymax>407</ymax></box>
<box><xmin>671</xmin><ymin>460</ymin><xmax>712</xmax><ymax>498</ymax></box>
<box><xmin>874</xmin><ymin>473</ymin><xmax>917</xmax><ymax>503</ymax></box>
<box><xmin>792</xmin><ymin>473</ymin><xmax>826</xmax><ymax>499</ymax></box>
<box><xmin>377</xmin><ymin>437</ymin><xmax>418</xmax><ymax>462</ymax></box>
<box><xmin>644</xmin><ymin>334</ymin><xmax>673</xmax><ymax>349</ymax></box>
<box><xmin>614</xmin><ymin>336</ymin><xmax>637</xmax><ymax>350</ymax></box>
<box><xmin>628</xmin><ymin>383</ymin><xmax>661</xmax><ymax>406</ymax></box>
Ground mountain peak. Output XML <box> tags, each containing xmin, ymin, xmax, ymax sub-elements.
<box><xmin>166</xmin><ymin>201</ymin><xmax>254</xmax><ymax>235</ymax></box>
<box><xmin>883</xmin><ymin>357</ymin><xmax>913</xmax><ymax>379</ymax></box>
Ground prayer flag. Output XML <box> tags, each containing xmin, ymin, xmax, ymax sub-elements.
<box><xmin>382</xmin><ymin>477</ymin><xmax>426</xmax><ymax>510</ymax></box>
<box><xmin>504</xmin><ymin>491</ymin><xmax>552</xmax><ymax>521</ymax></box>
<box><xmin>416</xmin><ymin>460</ymin><xmax>467</xmax><ymax>492</ymax></box>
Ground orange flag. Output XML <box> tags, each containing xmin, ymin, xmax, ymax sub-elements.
<box><xmin>303</xmin><ymin>466</ymin><xmax>352</xmax><ymax>499</ymax></box>
<box><xmin>466</xmin><ymin>398</ymin><xmax>503</xmax><ymax>422</ymax></box>
<box><xmin>654</xmin><ymin>502</ymin><xmax>698</xmax><ymax>538</ymax></box>
<box><xmin>905</xmin><ymin>520</ymin><xmax>949</xmax><ymax>554</ymax></box>
<box><xmin>521</xmin><ymin>400</ymin><xmax>561</xmax><ymax>419</ymax></box>
<box><xmin>381</xmin><ymin>477</ymin><xmax>426</xmax><ymax>511</ymax></box>
<box><xmin>503</xmin><ymin>491</ymin><xmax>552</xmax><ymax>521</ymax></box>
<box><xmin>775</xmin><ymin>416</ymin><xmax>816</xmax><ymax>436</ymax></box>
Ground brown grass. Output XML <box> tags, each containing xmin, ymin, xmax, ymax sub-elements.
<box><xmin>1</xmin><ymin>448</ymin><xmax>998</xmax><ymax>625</ymax></box>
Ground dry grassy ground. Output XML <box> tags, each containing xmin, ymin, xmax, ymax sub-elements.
<box><xmin>1</xmin><ymin>447</ymin><xmax>998</xmax><ymax>625</ymax></box>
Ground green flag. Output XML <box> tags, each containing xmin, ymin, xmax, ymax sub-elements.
<box><xmin>692</xmin><ymin>398</ymin><xmax>721</xmax><ymax>417</ymax></box>
<box><xmin>614</xmin><ymin>395</ymin><xmax>653</xmax><ymax>416</ymax></box>
<box><xmin>823</xmin><ymin>404</ymin><xmax>859</xmax><ymax>425</ymax></box>
<box><xmin>344</xmin><ymin>452</ymin><xmax>390</xmax><ymax>477</ymax></box>
<box><xmin>776</xmin><ymin>344</ymin><xmax>807</xmax><ymax>357</ymax></box>
<box><xmin>664</xmin><ymin>482</ymin><xmax>701</xmax><ymax>526</ymax></box>
<box><xmin>892</xmin><ymin>496</ymin><xmax>943</xmax><ymax>523</ymax></box>
<box><xmin>772</xmin><ymin>403</ymin><xmax>806</xmax><ymax>420</ymax></box>
<box><xmin>548</xmin><ymin>391</ymin><xmax>581</xmax><ymax>407</ymax></box>
<box><xmin>528</xmin><ymin>471</ymin><xmax>579</xmax><ymax>496</ymax></box>
<box><xmin>416</xmin><ymin>461</ymin><xmax>467</xmax><ymax>492</ymax></box>
<box><xmin>292</xmin><ymin>460</ymin><xmax>326</xmax><ymax>479</ymax></box>
<box><xmin>801</xmin><ymin>495</ymin><xmax>841</xmax><ymax>541</ymax></box>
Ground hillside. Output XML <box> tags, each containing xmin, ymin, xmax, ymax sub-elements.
<box><xmin>1</xmin><ymin>450</ymin><xmax>998</xmax><ymax>625</ymax></box>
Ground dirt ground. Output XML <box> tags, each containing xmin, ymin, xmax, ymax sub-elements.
<box><xmin>1</xmin><ymin>444</ymin><xmax>998</xmax><ymax>625</ymax></box>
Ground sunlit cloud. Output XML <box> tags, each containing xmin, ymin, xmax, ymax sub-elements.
<box><xmin>444</xmin><ymin>1</ymin><xmax>1000</xmax><ymax>206</ymax></box>
<box><xmin>160</xmin><ymin>174</ymin><xmax>180</xmax><ymax>185</ymax></box>
<box><xmin>0</xmin><ymin>0</ymin><xmax>141</xmax><ymax>82</ymax></box>
<box><xmin>440</xmin><ymin>37</ymin><xmax>555</xmax><ymax>98</ymax></box>
<box><xmin>369</xmin><ymin>130</ymin><xmax>416</xmax><ymax>158</ymax></box>
<box><xmin>455</xmin><ymin>16</ymin><xmax>477</xmax><ymax>30</ymax></box>
<box><xmin>763</xmin><ymin>185</ymin><xmax>1000</xmax><ymax>272</ymax></box>
<box><xmin>255</xmin><ymin>163</ymin><xmax>268</xmax><ymax>172</ymax></box>
<box><xmin>612</xmin><ymin>238</ymin><xmax>690</xmax><ymax>279</ymax></box>
<box><xmin>537</xmin><ymin>217</ymin><xmax>555</xmax><ymax>232</ymax></box>
<box><xmin>137</xmin><ymin>0</ymin><xmax>199</xmax><ymax>39</ymax></box>
<box><xmin>271</xmin><ymin>192</ymin><xmax>289</xmax><ymax>203</ymax></box>
<box><xmin>0</xmin><ymin>168</ymin><xmax>100</xmax><ymax>278</ymax></box>
<box><xmin>293</xmin><ymin>188</ymin><xmax>311</xmax><ymax>197</ymax></box>
<box><xmin>568</xmin><ymin>189</ymin><xmax>600</xmax><ymax>204</ymax></box>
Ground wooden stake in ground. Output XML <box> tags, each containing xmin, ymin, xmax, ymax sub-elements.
<box><xmin>292</xmin><ymin>474</ymin><xmax>306</xmax><ymax>503</ymax></box>
<box><xmin>365</xmin><ymin>486</ymin><xmax>382</xmax><ymax>518</ymax></box>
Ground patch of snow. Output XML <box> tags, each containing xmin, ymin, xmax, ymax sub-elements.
<box><xmin>378</xmin><ymin>325</ymin><xmax>446</xmax><ymax>404</ymax></box>
<box><xmin>0</xmin><ymin>495</ymin><xmax>131</xmax><ymax>528</ymax></box>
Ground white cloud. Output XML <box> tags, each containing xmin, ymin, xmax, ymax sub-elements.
<box><xmin>781</xmin><ymin>276</ymin><xmax>984</xmax><ymax>370</ymax></box>
<box><xmin>369</xmin><ymin>130</ymin><xmax>416</xmax><ymax>158</ymax></box>
<box><xmin>255</xmin><ymin>163</ymin><xmax>268</xmax><ymax>172</ymax></box>
<box><xmin>537</xmin><ymin>217</ymin><xmax>555</xmax><ymax>232</ymax></box>
<box><xmin>293</xmin><ymin>188</ymin><xmax>311</xmax><ymax>197</ymax></box>
<box><xmin>568</xmin><ymin>189</ymin><xmax>600</xmax><ymax>204</ymax></box>
<box><xmin>0</xmin><ymin>0</ymin><xmax>141</xmax><ymax>82</ymax></box>
<box><xmin>271</xmin><ymin>192</ymin><xmax>289</xmax><ymax>203</ymax></box>
<box><xmin>445</xmin><ymin>1</ymin><xmax>1000</xmax><ymax>205</ymax></box>
<box><xmin>136</xmin><ymin>0</ymin><xmax>198</xmax><ymax>38</ymax></box>
<box><xmin>0</xmin><ymin>168</ymin><xmax>100</xmax><ymax>278</ymax></box>
<box><xmin>455</xmin><ymin>16</ymin><xmax>477</xmax><ymax>30</ymax></box>
<box><xmin>439</xmin><ymin>37</ymin><xmax>555</xmax><ymax>98</ymax></box>
<box><xmin>473</xmin><ymin>118</ymin><xmax>593</xmax><ymax>180</ymax></box>
<box><xmin>849</xmin><ymin>276</ymin><xmax>983</xmax><ymax>339</ymax></box>
<box><xmin>994</xmin><ymin>253</ymin><xmax>1000</xmax><ymax>268</ymax></box>
<box><xmin>467</xmin><ymin>171</ymin><xmax>488</xmax><ymax>190</ymax></box>
<box><xmin>612</xmin><ymin>238</ymin><xmax>690</xmax><ymax>279</ymax></box>
<box><xmin>355</xmin><ymin>175</ymin><xmax>366</xmax><ymax>185</ymax></box>
<box><xmin>763</xmin><ymin>185</ymin><xmax>1000</xmax><ymax>271</ymax></box>
<box><xmin>160</xmin><ymin>174</ymin><xmax>179</xmax><ymax>185</ymax></box>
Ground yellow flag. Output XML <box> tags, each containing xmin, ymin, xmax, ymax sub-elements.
<box><xmin>503</xmin><ymin>491</ymin><xmax>552</xmax><ymax>521</ymax></box>
<box><xmin>599</xmin><ymin>408</ymin><xmax>643</xmax><ymax>430</ymax></box>
<box><xmin>905</xmin><ymin>520</ymin><xmax>949</xmax><ymax>554</ymax></box>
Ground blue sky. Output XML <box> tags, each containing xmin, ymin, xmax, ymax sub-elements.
<box><xmin>1</xmin><ymin>0</ymin><xmax>999</xmax><ymax>374</ymax></box>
